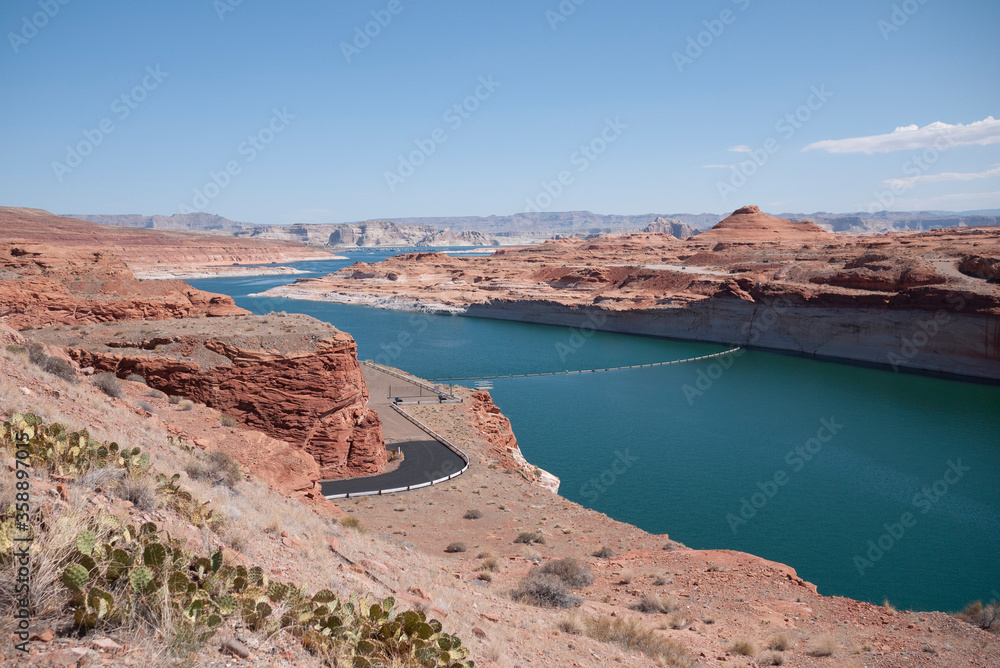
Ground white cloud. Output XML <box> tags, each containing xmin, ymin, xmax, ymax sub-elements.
<box><xmin>728</xmin><ymin>145</ymin><xmax>752</xmax><ymax>153</ymax></box>
<box><xmin>803</xmin><ymin>116</ymin><xmax>1000</xmax><ymax>154</ymax></box>
<box><xmin>885</xmin><ymin>164</ymin><xmax>1000</xmax><ymax>190</ymax></box>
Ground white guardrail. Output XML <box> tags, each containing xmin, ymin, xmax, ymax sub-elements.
<box><xmin>323</xmin><ymin>403</ymin><xmax>470</xmax><ymax>499</ymax></box>
<box><xmin>362</xmin><ymin>360</ymin><xmax>461</xmax><ymax>402</ymax></box>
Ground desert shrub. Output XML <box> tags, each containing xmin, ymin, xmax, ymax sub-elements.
<box><xmin>168</xmin><ymin>395</ymin><xmax>182</xmax><ymax>405</ymax></box>
<box><xmin>592</xmin><ymin>546</ymin><xmax>614</xmax><ymax>558</ymax></box>
<box><xmin>633</xmin><ymin>591</ymin><xmax>679</xmax><ymax>614</ymax></box>
<box><xmin>6</xmin><ymin>344</ymin><xmax>25</xmax><ymax>355</ymax></box>
<box><xmin>730</xmin><ymin>638</ymin><xmax>757</xmax><ymax>656</ymax></box>
<box><xmin>522</xmin><ymin>548</ymin><xmax>542</xmax><ymax>563</ymax></box>
<box><xmin>514</xmin><ymin>531</ymin><xmax>544</xmax><ymax>544</ymax></box>
<box><xmin>444</xmin><ymin>542</ymin><xmax>467</xmax><ymax>554</ymax></box>
<box><xmin>808</xmin><ymin>635</ymin><xmax>837</xmax><ymax>657</ymax></box>
<box><xmin>667</xmin><ymin>611</ymin><xmax>691</xmax><ymax>629</ymax></box>
<box><xmin>479</xmin><ymin>555</ymin><xmax>500</xmax><ymax>572</ymax></box>
<box><xmin>138</xmin><ymin>402</ymin><xmax>154</xmax><ymax>413</ymax></box>
<box><xmin>463</xmin><ymin>509</ymin><xmax>483</xmax><ymax>520</ymax></box>
<box><xmin>340</xmin><ymin>516</ymin><xmax>363</xmax><ymax>532</ymax></box>
<box><xmin>539</xmin><ymin>558</ymin><xmax>593</xmax><ymax>588</ymax></box>
<box><xmin>618</xmin><ymin>569</ymin><xmax>635</xmax><ymax>584</ymax></box>
<box><xmin>219</xmin><ymin>414</ymin><xmax>238</xmax><ymax>428</ymax></box>
<box><xmin>126</xmin><ymin>373</ymin><xmax>147</xmax><ymax>384</ymax></box>
<box><xmin>512</xmin><ymin>571</ymin><xmax>578</xmax><ymax>608</ymax></box>
<box><xmin>957</xmin><ymin>600</ymin><xmax>1000</xmax><ymax>633</ymax></box>
<box><xmin>27</xmin><ymin>343</ymin><xmax>77</xmax><ymax>382</ymax></box>
<box><xmin>113</xmin><ymin>473</ymin><xmax>158</xmax><ymax>511</ymax></box>
<box><xmin>476</xmin><ymin>572</ymin><xmax>492</xmax><ymax>582</ymax></box>
<box><xmin>184</xmin><ymin>451</ymin><xmax>242</xmax><ymax>488</ymax></box>
<box><xmin>178</xmin><ymin>400</ymin><xmax>194</xmax><ymax>411</ymax></box>
<box><xmin>559</xmin><ymin>613</ymin><xmax>696</xmax><ymax>667</ymax></box>
<box><xmin>768</xmin><ymin>633</ymin><xmax>793</xmax><ymax>651</ymax></box>
<box><xmin>761</xmin><ymin>651</ymin><xmax>785</xmax><ymax>665</ymax></box>
<box><xmin>92</xmin><ymin>372</ymin><xmax>123</xmax><ymax>398</ymax></box>
<box><xmin>146</xmin><ymin>389</ymin><xmax>167</xmax><ymax>399</ymax></box>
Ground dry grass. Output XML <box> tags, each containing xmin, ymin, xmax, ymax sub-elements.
<box><xmin>666</xmin><ymin>611</ymin><xmax>692</xmax><ymax>630</ymax></box>
<box><xmin>559</xmin><ymin>613</ymin><xmax>697</xmax><ymax>667</ymax></box>
<box><xmin>957</xmin><ymin>600</ymin><xmax>1000</xmax><ymax>633</ymax></box>
<box><xmin>463</xmin><ymin>509</ymin><xmax>483</xmax><ymax>520</ymax></box>
<box><xmin>618</xmin><ymin>568</ymin><xmax>635</xmax><ymax>585</ymax></box>
<box><xmin>340</xmin><ymin>516</ymin><xmax>363</xmax><ymax>532</ymax></box>
<box><xmin>768</xmin><ymin>633</ymin><xmax>794</xmax><ymax>651</ymax></box>
<box><xmin>760</xmin><ymin>651</ymin><xmax>786</xmax><ymax>665</ymax></box>
<box><xmin>444</xmin><ymin>542</ymin><xmax>467</xmax><ymax>553</ymax></box>
<box><xmin>808</xmin><ymin>634</ymin><xmax>838</xmax><ymax>657</ymax></box>
<box><xmin>92</xmin><ymin>372</ymin><xmax>124</xmax><ymax>398</ymax></box>
<box><xmin>512</xmin><ymin>571</ymin><xmax>579</xmax><ymax>608</ymax></box>
<box><xmin>514</xmin><ymin>530</ymin><xmax>544</xmax><ymax>544</ymax></box>
<box><xmin>539</xmin><ymin>558</ymin><xmax>593</xmax><ymax>588</ymax></box>
<box><xmin>730</xmin><ymin>638</ymin><xmax>758</xmax><ymax>656</ymax></box>
<box><xmin>592</xmin><ymin>546</ymin><xmax>614</xmax><ymax>558</ymax></box>
<box><xmin>633</xmin><ymin>591</ymin><xmax>680</xmax><ymax>614</ymax></box>
<box><xmin>184</xmin><ymin>450</ymin><xmax>242</xmax><ymax>488</ymax></box>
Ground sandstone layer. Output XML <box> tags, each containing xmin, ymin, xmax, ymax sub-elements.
<box><xmin>259</xmin><ymin>206</ymin><xmax>1000</xmax><ymax>380</ymax></box>
<box><xmin>0</xmin><ymin>207</ymin><xmax>333</xmax><ymax>276</ymax></box>
<box><xmin>0</xmin><ymin>242</ymin><xmax>248</xmax><ymax>328</ymax></box>
<box><xmin>32</xmin><ymin>315</ymin><xmax>387</xmax><ymax>479</ymax></box>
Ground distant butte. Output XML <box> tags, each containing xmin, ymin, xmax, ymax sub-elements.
<box><xmin>693</xmin><ymin>205</ymin><xmax>832</xmax><ymax>241</ymax></box>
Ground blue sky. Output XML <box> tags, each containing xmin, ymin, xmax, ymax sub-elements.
<box><xmin>1</xmin><ymin>0</ymin><xmax>998</xmax><ymax>224</ymax></box>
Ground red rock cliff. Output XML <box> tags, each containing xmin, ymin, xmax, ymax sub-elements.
<box><xmin>35</xmin><ymin>316</ymin><xmax>387</xmax><ymax>480</ymax></box>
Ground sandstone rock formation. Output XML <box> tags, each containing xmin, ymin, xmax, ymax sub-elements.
<box><xmin>643</xmin><ymin>217</ymin><xmax>696</xmax><ymax>239</ymax></box>
<box><xmin>692</xmin><ymin>205</ymin><xmax>831</xmax><ymax>242</ymax></box>
<box><xmin>0</xmin><ymin>243</ymin><xmax>248</xmax><ymax>328</ymax></box>
<box><xmin>0</xmin><ymin>207</ymin><xmax>332</xmax><ymax>276</ymax></box>
<box><xmin>245</xmin><ymin>220</ymin><xmax>497</xmax><ymax>248</ymax></box>
<box><xmin>468</xmin><ymin>391</ymin><xmax>559</xmax><ymax>493</ymax></box>
<box><xmin>33</xmin><ymin>315</ymin><xmax>387</xmax><ymax>479</ymax></box>
<box><xmin>259</xmin><ymin>206</ymin><xmax>1000</xmax><ymax>380</ymax></box>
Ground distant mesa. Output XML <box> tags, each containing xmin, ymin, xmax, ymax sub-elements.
<box><xmin>642</xmin><ymin>217</ymin><xmax>697</xmax><ymax>239</ymax></box>
<box><xmin>693</xmin><ymin>205</ymin><xmax>832</xmax><ymax>242</ymax></box>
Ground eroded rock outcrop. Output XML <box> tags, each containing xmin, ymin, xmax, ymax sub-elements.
<box><xmin>468</xmin><ymin>391</ymin><xmax>559</xmax><ymax>493</ymax></box>
<box><xmin>258</xmin><ymin>205</ymin><xmax>1000</xmax><ymax>380</ymax></box>
<box><xmin>0</xmin><ymin>243</ymin><xmax>247</xmax><ymax>328</ymax></box>
<box><xmin>33</xmin><ymin>315</ymin><xmax>387</xmax><ymax>479</ymax></box>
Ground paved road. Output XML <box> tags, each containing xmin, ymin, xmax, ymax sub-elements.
<box><xmin>320</xmin><ymin>365</ymin><xmax>467</xmax><ymax>498</ymax></box>
<box><xmin>320</xmin><ymin>439</ymin><xmax>466</xmax><ymax>497</ymax></box>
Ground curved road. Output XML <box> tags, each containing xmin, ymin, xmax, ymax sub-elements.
<box><xmin>321</xmin><ymin>439</ymin><xmax>466</xmax><ymax>497</ymax></box>
<box><xmin>321</xmin><ymin>365</ymin><xmax>467</xmax><ymax>498</ymax></box>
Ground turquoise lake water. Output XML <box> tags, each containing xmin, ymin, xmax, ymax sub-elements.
<box><xmin>189</xmin><ymin>251</ymin><xmax>1000</xmax><ymax>613</ymax></box>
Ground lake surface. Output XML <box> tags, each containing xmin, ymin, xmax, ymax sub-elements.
<box><xmin>190</xmin><ymin>250</ymin><xmax>1000</xmax><ymax>613</ymax></box>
